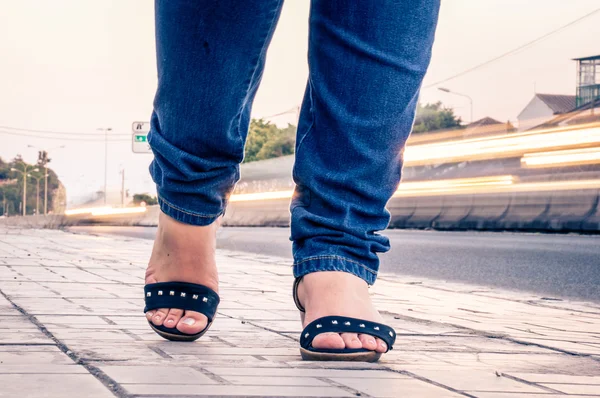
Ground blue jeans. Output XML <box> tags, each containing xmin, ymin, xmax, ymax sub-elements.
<box><xmin>149</xmin><ymin>0</ymin><xmax>440</xmax><ymax>285</ymax></box>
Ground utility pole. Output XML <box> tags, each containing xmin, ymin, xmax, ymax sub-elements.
<box><xmin>29</xmin><ymin>174</ymin><xmax>43</xmax><ymax>215</ymax></box>
<box><xmin>97</xmin><ymin>128</ymin><xmax>113</xmax><ymax>205</ymax></box>
<box><xmin>11</xmin><ymin>164</ymin><xmax>39</xmax><ymax>216</ymax></box>
<box><xmin>120</xmin><ymin>169</ymin><xmax>126</xmax><ymax>207</ymax></box>
<box><xmin>28</xmin><ymin>145</ymin><xmax>65</xmax><ymax>215</ymax></box>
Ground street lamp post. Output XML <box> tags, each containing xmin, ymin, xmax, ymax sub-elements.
<box><xmin>29</xmin><ymin>174</ymin><xmax>43</xmax><ymax>215</ymax></box>
<box><xmin>438</xmin><ymin>87</ymin><xmax>474</xmax><ymax>124</ymax></box>
<box><xmin>28</xmin><ymin>145</ymin><xmax>65</xmax><ymax>215</ymax></box>
<box><xmin>97</xmin><ymin>128</ymin><xmax>113</xmax><ymax>205</ymax></box>
<box><xmin>10</xmin><ymin>164</ymin><xmax>39</xmax><ymax>216</ymax></box>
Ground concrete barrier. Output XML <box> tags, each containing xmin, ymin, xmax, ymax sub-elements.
<box><xmin>403</xmin><ymin>196</ymin><xmax>444</xmax><ymax>229</ymax></box>
<box><xmin>496</xmin><ymin>192</ymin><xmax>551</xmax><ymax>230</ymax></box>
<box><xmin>387</xmin><ymin>197</ymin><xmax>418</xmax><ymax>228</ymax></box>
<box><xmin>460</xmin><ymin>194</ymin><xmax>511</xmax><ymax>230</ymax></box>
<box><xmin>0</xmin><ymin>214</ymin><xmax>73</xmax><ymax>229</ymax></box>
<box><xmin>431</xmin><ymin>195</ymin><xmax>473</xmax><ymax>230</ymax></box>
<box><xmin>535</xmin><ymin>190</ymin><xmax>599</xmax><ymax>231</ymax></box>
<box><xmin>223</xmin><ymin>199</ymin><xmax>290</xmax><ymax>227</ymax></box>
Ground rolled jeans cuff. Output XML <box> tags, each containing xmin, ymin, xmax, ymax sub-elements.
<box><xmin>293</xmin><ymin>255</ymin><xmax>378</xmax><ymax>286</ymax></box>
<box><xmin>158</xmin><ymin>196</ymin><xmax>223</xmax><ymax>226</ymax></box>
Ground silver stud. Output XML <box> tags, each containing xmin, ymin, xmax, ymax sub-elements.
<box><xmin>158</xmin><ymin>290</ymin><xmax>163</xmax><ymax>296</ymax></box>
<box><xmin>389</xmin><ymin>331</ymin><xmax>394</xmax><ymax>337</ymax></box>
<box><xmin>316</xmin><ymin>324</ymin><xmax>322</xmax><ymax>328</ymax></box>
<box><xmin>331</xmin><ymin>320</ymin><xmax>338</xmax><ymax>325</ymax></box>
<box><xmin>180</xmin><ymin>292</ymin><xmax>186</xmax><ymax>297</ymax></box>
<box><xmin>169</xmin><ymin>291</ymin><xmax>175</xmax><ymax>296</ymax></box>
<box><xmin>374</xmin><ymin>326</ymin><xmax>380</xmax><ymax>330</ymax></box>
<box><xmin>359</xmin><ymin>324</ymin><xmax>365</xmax><ymax>328</ymax></box>
<box><xmin>304</xmin><ymin>333</ymin><xmax>309</xmax><ymax>338</ymax></box>
<box><xmin>146</xmin><ymin>292</ymin><xmax>151</xmax><ymax>297</ymax></box>
<box><xmin>192</xmin><ymin>294</ymin><xmax>199</xmax><ymax>300</ymax></box>
<box><xmin>344</xmin><ymin>321</ymin><xmax>351</xmax><ymax>326</ymax></box>
<box><xmin>202</xmin><ymin>297</ymin><xmax>208</xmax><ymax>302</ymax></box>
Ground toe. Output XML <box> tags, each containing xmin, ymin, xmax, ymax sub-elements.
<box><xmin>164</xmin><ymin>308</ymin><xmax>184</xmax><ymax>329</ymax></box>
<box><xmin>311</xmin><ymin>332</ymin><xmax>345</xmax><ymax>350</ymax></box>
<box><xmin>358</xmin><ymin>334</ymin><xmax>378</xmax><ymax>351</ymax></box>
<box><xmin>151</xmin><ymin>308</ymin><xmax>169</xmax><ymax>326</ymax></box>
<box><xmin>375</xmin><ymin>338</ymin><xmax>388</xmax><ymax>353</ymax></box>
<box><xmin>340</xmin><ymin>333</ymin><xmax>362</xmax><ymax>349</ymax></box>
<box><xmin>176</xmin><ymin>310</ymin><xmax>208</xmax><ymax>335</ymax></box>
<box><xmin>145</xmin><ymin>310</ymin><xmax>155</xmax><ymax>322</ymax></box>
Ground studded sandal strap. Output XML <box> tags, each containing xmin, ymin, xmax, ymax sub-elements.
<box><xmin>300</xmin><ymin>316</ymin><xmax>396</xmax><ymax>353</ymax></box>
<box><xmin>143</xmin><ymin>282</ymin><xmax>220</xmax><ymax>322</ymax></box>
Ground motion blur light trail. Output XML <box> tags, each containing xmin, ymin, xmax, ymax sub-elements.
<box><xmin>521</xmin><ymin>147</ymin><xmax>600</xmax><ymax>168</ymax></box>
<box><xmin>404</xmin><ymin>123</ymin><xmax>600</xmax><ymax>166</ymax></box>
<box><xmin>221</xmin><ymin>176</ymin><xmax>600</xmax><ymax>202</ymax></box>
<box><xmin>65</xmin><ymin>207</ymin><xmax>113</xmax><ymax>216</ymax></box>
<box><xmin>65</xmin><ymin>207</ymin><xmax>147</xmax><ymax>216</ymax></box>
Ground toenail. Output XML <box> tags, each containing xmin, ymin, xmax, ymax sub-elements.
<box><xmin>166</xmin><ymin>319</ymin><xmax>174</xmax><ymax>325</ymax></box>
<box><xmin>154</xmin><ymin>315</ymin><xmax>161</xmax><ymax>321</ymax></box>
<box><xmin>182</xmin><ymin>318</ymin><xmax>195</xmax><ymax>326</ymax></box>
<box><xmin>147</xmin><ymin>311</ymin><xmax>154</xmax><ymax>317</ymax></box>
<box><xmin>368</xmin><ymin>339</ymin><xmax>376</xmax><ymax>345</ymax></box>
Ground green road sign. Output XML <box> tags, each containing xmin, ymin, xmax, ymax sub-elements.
<box><xmin>135</xmin><ymin>135</ymin><xmax>147</xmax><ymax>143</ymax></box>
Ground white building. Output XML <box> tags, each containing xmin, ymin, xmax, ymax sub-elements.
<box><xmin>517</xmin><ymin>93</ymin><xmax>575</xmax><ymax>131</ymax></box>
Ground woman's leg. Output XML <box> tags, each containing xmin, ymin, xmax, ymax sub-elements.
<box><xmin>292</xmin><ymin>0</ymin><xmax>440</xmax><ymax>350</ymax></box>
<box><xmin>146</xmin><ymin>0</ymin><xmax>284</xmax><ymax>334</ymax></box>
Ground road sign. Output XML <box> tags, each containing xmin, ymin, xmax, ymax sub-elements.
<box><xmin>132</xmin><ymin>121</ymin><xmax>152</xmax><ymax>154</ymax></box>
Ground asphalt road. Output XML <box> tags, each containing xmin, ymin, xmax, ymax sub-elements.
<box><xmin>68</xmin><ymin>226</ymin><xmax>600</xmax><ymax>303</ymax></box>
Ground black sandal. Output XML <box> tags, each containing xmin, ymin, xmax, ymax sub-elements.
<box><xmin>144</xmin><ymin>281</ymin><xmax>220</xmax><ymax>342</ymax></box>
<box><xmin>293</xmin><ymin>277</ymin><xmax>396</xmax><ymax>362</ymax></box>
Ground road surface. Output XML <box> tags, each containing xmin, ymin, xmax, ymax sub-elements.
<box><xmin>68</xmin><ymin>226</ymin><xmax>600</xmax><ymax>303</ymax></box>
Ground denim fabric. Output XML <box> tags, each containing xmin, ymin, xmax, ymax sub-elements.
<box><xmin>149</xmin><ymin>0</ymin><xmax>440</xmax><ymax>285</ymax></box>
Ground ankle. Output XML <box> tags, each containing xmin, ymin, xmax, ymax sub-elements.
<box><xmin>297</xmin><ymin>271</ymin><xmax>369</xmax><ymax>308</ymax></box>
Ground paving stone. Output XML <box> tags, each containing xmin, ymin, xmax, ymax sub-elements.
<box><xmin>471</xmin><ymin>394</ymin><xmax>593</xmax><ymax>398</ymax></box>
<box><xmin>222</xmin><ymin>376</ymin><xmax>331</xmax><ymax>386</ymax></box>
<box><xmin>393</xmin><ymin>368</ymin><xmax>550</xmax><ymax>393</ymax></box>
<box><xmin>506</xmin><ymin>373</ymin><xmax>600</xmax><ymax>384</ymax></box>
<box><xmin>99</xmin><ymin>365</ymin><xmax>215</xmax><ymax>384</ymax></box>
<box><xmin>331</xmin><ymin>377</ymin><xmax>463</xmax><ymax>397</ymax></box>
<box><xmin>0</xmin><ymin>365</ymin><xmax>87</xmax><ymax>374</ymax></box>
<box><xmin>0</xmin><ymin>374</ymin><xmax>114</xmax><ymax>398</ymax></box>
<box><xmin>543</xmin><ymin>383</ymin><xmax>600</xmax><ymax>395</ymax></box>
<box><xmin>121</xmin><ymin>384</ymin><xmax>353</xmax><ymax>396</ymax></box>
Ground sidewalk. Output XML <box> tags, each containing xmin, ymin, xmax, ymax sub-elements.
<box><xmin>0</xmin><ymin>228</ymin><xmax>599</xmax><ymax>398</ymax></box>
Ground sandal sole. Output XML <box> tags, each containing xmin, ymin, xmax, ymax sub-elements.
<box><xmin>300</xmin><ymin>347</ymin><xmax>382</xmax><ymax>362</ymax></box>
<box><xmin>149</xmin><ymin>321</ymin><xmax>212</xmax><ymax>342</ymax></box>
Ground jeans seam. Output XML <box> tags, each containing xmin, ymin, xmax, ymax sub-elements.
<box><xmin>293</xmin><ymin>78</ymin><xmax>316</xmax><ymax>160</ymax></box>
<box><xmin>159</xmin><ymin>196</ymin><xmax>222</xmax><ymax>218</ymax></box>
<box><xmin>294</xmin><ymin>255</ymin><xmax>377</xmax><ymax>275</ymax></box>
<box><xmin>234</xmin><ymin>2</ymin><xmax>283</xmax><ymax>150</ymax></box>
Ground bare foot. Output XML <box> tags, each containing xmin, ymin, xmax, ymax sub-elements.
<box><xmin>296</xmin><ymin>271</ymin><xmax>388</xmax><ymax>353</ymax></box>
<box><xmin>145</xmin><ymin>212</ymin><xmax>220</xmax><ymax>335</ymax></box>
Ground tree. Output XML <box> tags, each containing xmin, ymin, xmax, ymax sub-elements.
<box><xmin>412</xmin><ymin>102</ymin><xmax>462</xmax><ymax>134</ymax></box>
<box><xmin>244</xmin><ymin>119</ymin><xmax>296</xmax><ymax>163</ymax></box>
<box><xmin>132</xmin><ymin>193</ymin><xmax>158</xmax><ymax>206</ymax></box>
<box><xmin>0</xmin><ymin>156</ymin><xmax>61</xmax><ymax>216</ymax></box>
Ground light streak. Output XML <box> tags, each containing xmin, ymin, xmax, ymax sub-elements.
<box><xmin>64</xmin><ymin>207</ymin><xmax>112</xmax><ymax>216</ymax></box>
<box><xmin>521</xmin><ymin>147</ymin><xmax>600</xmax><ymax>168</ymax></box>
<box><xmin>404</xmin><ymin>124</ymin><xmax>600</xmax><ymax>166</ymax></box>
<box><xmin>228</xmin><ymin>190</ymin><xmax>294</xmax><ymax>202</ymax></box>
<box><xmin>65</xmin><ymin>206</ymin><xmax>147</xmax><ymax>216</ymax></box>
<box><xmin>226</xmin><ymin>175</ymin><xmax>600</xmax><ymax>202</ymax></box>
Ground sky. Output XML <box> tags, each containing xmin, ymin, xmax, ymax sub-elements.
<box><xmin>1</xmin><ymin>0</ymin><xmax>599</xmax><ymax>206</ymax></box>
